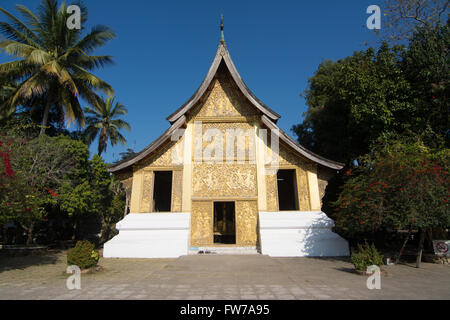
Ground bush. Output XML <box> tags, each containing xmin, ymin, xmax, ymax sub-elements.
<box><xmin>351</xmin><ymin>242</ymin><xmax>384</xmax><ymax>271</ymax></box>
<box><xmin>67</xmin><ymin>240</ymin><xmax>99</xmax><ymax>269</ymax></box>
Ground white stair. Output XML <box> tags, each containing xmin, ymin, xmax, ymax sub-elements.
<box><xmin>188</xmin><ymin>246</ymin><xmax>259</xmax><ymax>255</ymax></box>
<box><xmin>259</xmin><ymin>211</ymin><xmax>349</xmax><ymax>257</ymax></box>
<box><xmin>103</xmin><ymin>213</ymin><xmax>190</xmax><ymax>258</ymax></box>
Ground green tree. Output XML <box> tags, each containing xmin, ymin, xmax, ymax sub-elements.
<box><xmin>84</xmin><ymin>95</ymin><xmax>131</xmax><ymax>156</ymax></box>
<box><xmin>117</xmin><ymin>148</ymin><xmax>137</xmax><ymax>162</ymax></box>
<box><xmin>101</xmin><ymin>176</ymin><xmax>126</xmax><ymax>243</ymax></box>
<box><xmin>0</xmin><ymin>0</ymin><xmax>115</xmax><ymax>135</ymax></box>
<box><xmin>402</xmin><ymin>22</ymin><xmax>449</xmax><ymax>147</ymax></box>
<box><xmin>332</xmin><ymin>136</ymin><xmax>449</xmax><ymax>267</ymax></box>
<box><xmin>292</xmin><ymin>45</ymin><xmax>413</xmax><ymax>165</ymax></box>
<box><xmin>0</xmin><ymin>123</ymin><xmax>80</xmax><ymax>244</ymax></box>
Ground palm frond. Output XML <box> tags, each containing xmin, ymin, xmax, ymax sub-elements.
<box><xmin>0</xmin><ymin>7</ymin><xmax>41</xmax><ymax>45</ymax></box>
<box><xmin>73</xmin><ymin>25</ymin><xmax>116</xmax><ymax>53</ymax></box>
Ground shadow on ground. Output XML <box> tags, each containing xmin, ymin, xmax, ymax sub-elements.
<box><xmin>0</xmin><ymin>250</ymin><xmax>62</xmax><ymax>273</ymax></box>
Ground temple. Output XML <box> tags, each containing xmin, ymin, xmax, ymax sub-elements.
<box><xmin>103</xmin><ymin>21</ymin><xmax>349</xmax><ymax>258</ymax></box>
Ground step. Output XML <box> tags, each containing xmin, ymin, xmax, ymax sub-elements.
<box><xmin>188</xmin><ymin>246</ymin><xmax>260</xmax><ymax>255</ymax></box>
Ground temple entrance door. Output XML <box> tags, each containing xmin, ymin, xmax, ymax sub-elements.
<box><xmin>213</xmin><ymin>202</ymin><xmax>236</xmax><ymax>244</ymax></box>
<box><xmin>152</xmin><ymin>171</ymin><xmax>173</xmax><ymax>212</ymax></box>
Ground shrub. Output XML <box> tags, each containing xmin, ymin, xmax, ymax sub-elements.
<box><xmin>67</xmin><ymin>240</ymin><xmax>99</xmax><ymax>269</ymax></box>
<box><xmin>351</xmin><ymin>242</ymin><xmax>384</xmax><ymax>271</ymax></box>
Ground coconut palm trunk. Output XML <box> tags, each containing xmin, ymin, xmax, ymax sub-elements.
<box><xmin>40</xmin><ymin>100</ymin><xmax>52</xmax><ymax>136</ymax></box>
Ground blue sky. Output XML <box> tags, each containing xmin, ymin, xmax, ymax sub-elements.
<box><xmin>0</xmin><ymin>0</ymin><xmax>381</xmax><ymax>163</ymax></box>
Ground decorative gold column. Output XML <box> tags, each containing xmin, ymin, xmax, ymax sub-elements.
<box><xmin>181</xmin><ymin>123</ymin><xmax>193</xmax><ymax>212</ymax></box>
<box><xmin>255</xmin><ymin>126</ymin><xmax>267</xmax><ymax>211</ymax></box>
<box><xmin>307</xmin><ymin>165</ymin><xmax>321</xmax><ymax>211</ymax></box>
<box><xmin>129</xmin><ymin>169</ymin><xmax>144</xmax><ymax>213</ymax></box>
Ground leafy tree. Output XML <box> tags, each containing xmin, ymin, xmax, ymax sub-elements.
<box><xmin>84</xmin><ymin>95</ymin><xmax>130</xmax><ymax>156</ymax></box>
<box><xmin>292</xmin><ymin>45</ymin><xmax>413</xmax><ymax>165</ymax></box>
<box><xmin>402</xmin><ymin>22</ymin><xmax>449</xmax><ymax>147</ymax></box>
<box><xmin>101</xmin><ymin>176</ymin><xmax>126</xmax><ymax>243</ymax></box>
<box><xmin>0</xmin><ymin>0</ymin><xmax>115</xmax><ymax>135</ymax></box>
<box><xmin>293</xmin><ymin>23</ymin><xmax>449</xmax><ymax>165</ymax></box>
<box><xmin>0</xmin><ymin>76</ymin><xmax>16</xmax><ymax>107</ymax></box>
<box><xmin>118</xmin><ymin>148</ymin><xmax>137</xmax><ymax>162</ymax></box>
<box><xmin>0</xmin><ymin>124</ymin><xmax>77</xmax><ymax>244</ymax></box>
<box><xmin>332</xmin><ymin>136</ymin><xmax>449</xmax><ymax>267</ymax></box>
<box><xmin>58</xmin><ymin>153</ymin><xmax>125</xmax><ymax>242</ymax></box>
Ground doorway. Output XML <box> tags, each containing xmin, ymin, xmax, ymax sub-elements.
<box><xmin>152</xmin><ymin>171</ymin><xmax>172</xmax><ymax>212</ymax></box>
<box><xmin>277</xmin><ymin>169</ymin><xmax>299</xmax><ymax>211</ymax></box>
<box><xmin>213</xmin><ymin>202</ymin><xmax>236</xmax><ymax>244</ymax></box>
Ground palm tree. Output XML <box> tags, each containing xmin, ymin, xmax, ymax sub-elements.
<box><xmin>0</xmin><ymin>75</ymin><xmax>16</xmax><ymax>108</ymax></box>
<box><xmin>118</xmin><ymin>148</ymin><xmax>137</xmax><ymax>162</ymax></box>
<box><xmin>0</xmin><ymin>0</ymin><xmax>115</xmax><ymax>135</ymax></box>
<box><xmin>84</xmin><ymin>95</ymin><xmax>131</xmax><ymax>156</ymax></box>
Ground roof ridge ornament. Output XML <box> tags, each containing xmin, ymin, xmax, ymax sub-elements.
<box><xmin>220</xmin><ymin>14</ymin><xmax>225</xmax><ymax>44</ymax></box>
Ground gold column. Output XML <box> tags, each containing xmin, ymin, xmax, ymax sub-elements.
<box><xmin>129</xmin><ymin>169</ymin><xmax>144</xmax><ymax>213</ymax></box>
<box><xmin>307</xmin><ymin>165</ymin><xmax>321</xmax><ymax>211</ymax></box>
<box><xmin>181</xmin><ymin>123</ymin><xmax>193</xmax><ymax>212</ymax></box>
<box><xmin>255</xmin><ymin>125</ymin><xmax>267</xmax><ymax>211</ymax></box>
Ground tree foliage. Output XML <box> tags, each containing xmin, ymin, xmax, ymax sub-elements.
<box><xmin>0</xmin><ymin>0</ymin><xmax>116</xmax><ymax>134</ymax></box>
<box><xmin>380</xmin><ymin>0</ymin><xmax>449</xmax><ymax>43</ymax></box>
<box><xmin>293</xmin><ymin>23</ymin><xmax>449</xmax><ymax>165</ymax></box>
<box><xmin>0</xmin><ymin>119</ymin><xmax>125</xmax><ymax>244</ymax></box>
<box><xmin>293</xmin><ymin>45</ymin><xmax>413</xmax><ymax>164</ymax></box>
<box><xmin>332</xmin><ymin>136</ymin><xmax>449</xmax><ymax>237</ymax></box>
<box><xmin>84</xmin><ymin>95</ymin><xmax>130</xmax><ymax>156</ymax></box>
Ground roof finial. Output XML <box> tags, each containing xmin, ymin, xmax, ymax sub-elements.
<box><xmin>220</xmin><ymin>14</ymin><xmax>225</xmax><ymax>43</ymax></box>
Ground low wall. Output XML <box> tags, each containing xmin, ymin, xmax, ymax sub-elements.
<box><xmin>258</xmin><ymin>211</ymin><xmax>349</xmax><ymax>257</ymax></box>
<box><xmin>103</xmin><ymin>213</ymin><xmax>190</xmax><ymax>258</ymax></box>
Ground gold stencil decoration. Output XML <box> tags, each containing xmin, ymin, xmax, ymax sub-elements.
<box><xmin>190</xmin><ymin>201</ymin><xmax>213</xmax><ymax>246</ymax></box>
<box><xmin>172</xmin><ymin>170</ymin><xmax>183</xmax><ymax>212</ymax></box>
<box><xmin>297</xmin><ymin>169</ymin><xmax>311</xmax><ymax>211</ymax></box>
<box><xmin>135</xmin><ymin>137</ymin><xmax>184</xmax><ymax>170</ymax></box>
<box><xmin>140</xmin><ymin>172</ymin><xmax>153</xmax><ymax>213</ymax></box>
<box><xmin>236</xmin><ymin>200</ymin><xmax>258</xmax><ymax>246</ymax></box>
<box><xmin>189</xmin><ymin>64</ymin><xmax>258</xmax><ymax>120</ymax></box>
<box><xmin>265</xmin><ymin>174</ymin><xmax>278</xmax><ymax>212</ymax></box>
<box><xmin>192</xmin><ymin>163</ymin><xmax>257</xmax><ymax>198</ymax></box>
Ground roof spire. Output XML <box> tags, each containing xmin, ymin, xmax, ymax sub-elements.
<box><xmin>220</xmin><ymin>14</ymin><xmax>225</xmax><ymax>44</ymax></box>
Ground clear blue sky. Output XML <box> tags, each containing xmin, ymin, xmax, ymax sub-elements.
<box><xmin>0</xmin><ymin>0</ymin><xmax>380</xmax><ymax>163</ymax></box>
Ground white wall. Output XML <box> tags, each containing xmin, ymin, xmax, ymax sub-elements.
<box><xmin>259</xmin><ymin>211</ymin><xmax>349</xmax><ymax>257</ymax></box>
<box><xmin>103</xmin><ymin>213</ymin><xmax>190</xmax><ymax>258</ymax></box>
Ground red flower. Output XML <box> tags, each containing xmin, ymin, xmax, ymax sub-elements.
<box><xmin>48</xmin><ymin>189</ymin><xmax>60</xmax><ymax>197</ymax></box>
<box><xmin>345</xmin><ymin>169</ymin><xmax>353</xmax><ymax>176</ymax></box>
<box><xmin>1</xmin><ymin>153</ymin><xmax>14</xmax><ymax>178</ymax></box>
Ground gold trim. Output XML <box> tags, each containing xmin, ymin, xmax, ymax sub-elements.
<box><xmin>192</xmin><ymin>197</ymin><xmax>258</xmax><ymax>202</ymax></box>
<box><xmin>192</xmin><ymin>116</ymin><xmax>258</xmax><ymax>123</ymax></box>
<box><xmin>143</xmin><ymin>166</ymin><xmax>183</xmax><ymax>171</ymax></box>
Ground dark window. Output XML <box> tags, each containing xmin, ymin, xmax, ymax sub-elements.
<box><xmin>277</xmin><ymin>169</ymin><xmax>299</xmax><ymax>211</ymax></box>
<box><xmin>153</xmin><ymin>171</ymin><xmax>172</xmax><ymax>212</ymax></box>
<box><xmin>213</xmin><ymin>202</ymin><xmax>236</xmax><ymax>244</ymax></box>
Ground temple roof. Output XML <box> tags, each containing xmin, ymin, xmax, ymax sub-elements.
<box><xmin>166</xmin><ymin>42</ymin><xmax>281</xmax><ymax>124</ymax></box>
<box><xmin>108</xmin><ymin>41</ymin><xmax>344</xmax><ymax>173</ymax></box>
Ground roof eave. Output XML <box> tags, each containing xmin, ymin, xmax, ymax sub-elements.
<box><xmin>108</xmin><ymin>115</ymin><xmax>187</xmax><ymax>173</ymax></box>
<box><xmin>260</xmin><ymin>115</ymin><xmax>345</xmax><ymax>170</ymax></box>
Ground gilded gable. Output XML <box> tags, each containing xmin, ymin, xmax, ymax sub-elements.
<box><xmin>188</xmin><ymin>62</ymin><xmax>259</xmax><ymax>120</ymax></box>
<box><xmin>134</xmin><ymin>137</ymin><xmax>184</xmax><ymax>171</ymax></box>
